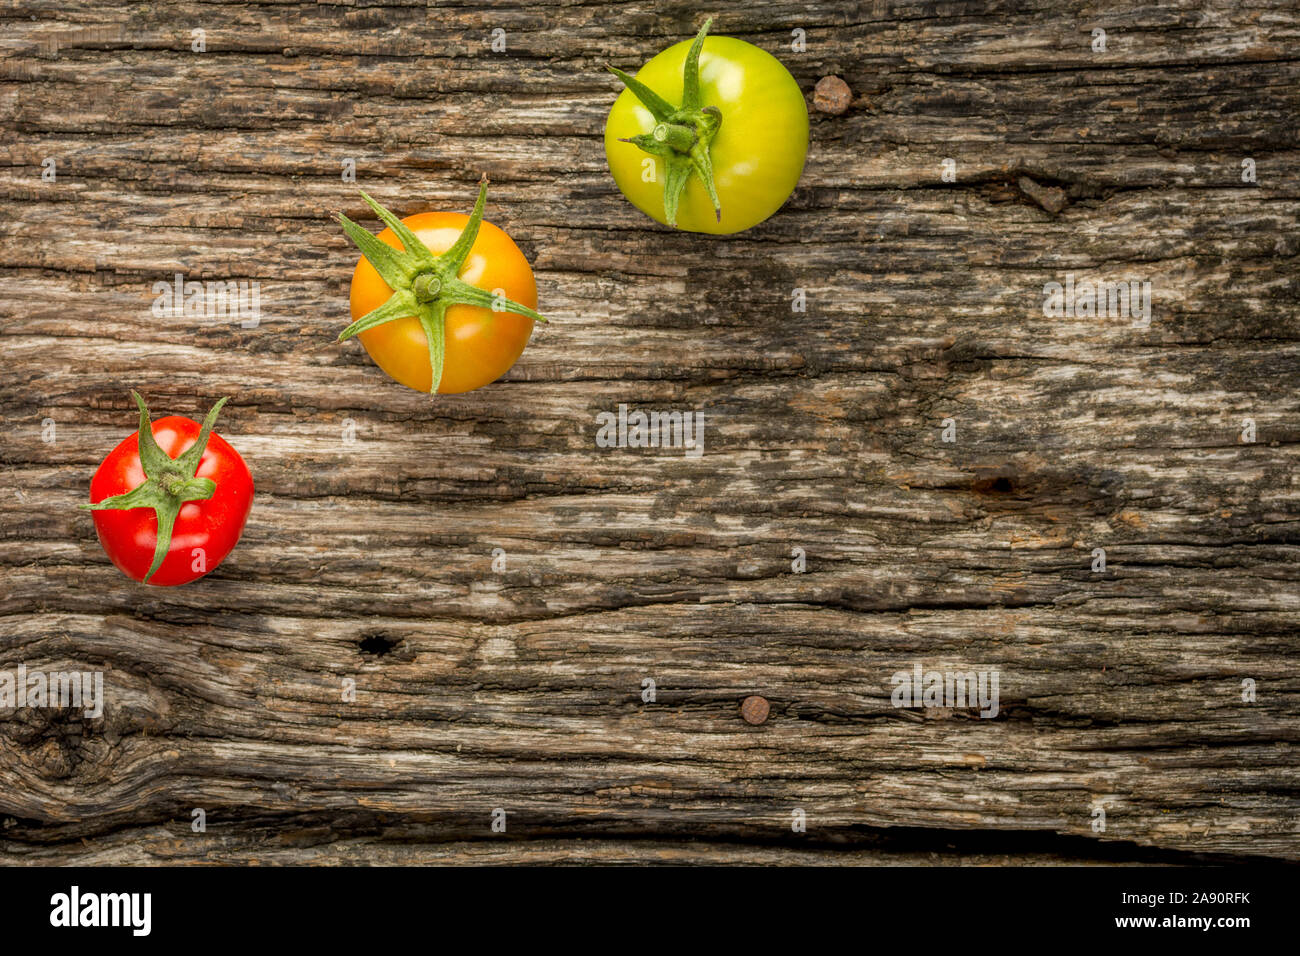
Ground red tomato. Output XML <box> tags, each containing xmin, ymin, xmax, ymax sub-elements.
<box><xmin>87</xmin><ymin>393</ymin><xmax>253</xmax><ymax>586</ymax></box>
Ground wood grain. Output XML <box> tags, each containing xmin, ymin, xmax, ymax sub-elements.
<box><xmin>1</xmin><ymin>0</ymin><xmax>1298</xmax><ymax>865</ymax></box>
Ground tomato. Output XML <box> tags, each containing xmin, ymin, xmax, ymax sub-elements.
<box><xmin>604</xmin><ymin>19</ymin><xmax>808</xmax><ymax>234</ymax></box>
<box><xmin>339</xmin><ymin>180</ymin><xmax>545</xmax><ymax>394</ymax></box>
<box><xmin>86</xmin><ymin>392</ymin><xmax>253</xmax><ymax>586</ymax></box>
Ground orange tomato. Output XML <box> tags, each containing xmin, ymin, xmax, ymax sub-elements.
<box><xmin>348</xmin><ymin>211</ymin><xmax>537</xmax><ymax>394</ymax></box>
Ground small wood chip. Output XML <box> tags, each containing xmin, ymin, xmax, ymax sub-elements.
<box><xmin>741</xmin><ymin>696</ymin><xmax>771</xmax><ymax>725</ymax></box>
<box><xmin>813</xmin><ymin>76</ymin><xmax>852</xmax><ymax>115</ymax></box>
<box><xmin>1017</xmin><ymin>175</ymin><xmax>1068</xmax><ymax>214</ymax></box>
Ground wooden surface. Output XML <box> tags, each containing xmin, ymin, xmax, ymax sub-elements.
<box><xmin>1</xmin><ymin>0</ymin><xmax>1298</xmax><ymax>865</ymax></box>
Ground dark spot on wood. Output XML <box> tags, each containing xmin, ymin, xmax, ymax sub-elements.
<box><xmin>2</xmin><ymin>708</ymin><xmax>92</xmax><ymax>780</ymax></box>
<box><xmin>973</xmin><ymin>475</ymin><xmax>1017</xmax><ymax>496</ymax></box>
<box><xmin>358</xmin><ymin>632</ymin><xmax>403</xmax><ymax>658</ymax></box>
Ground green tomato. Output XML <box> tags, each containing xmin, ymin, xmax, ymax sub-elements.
<box><xmin>604</xmin><ymin>20</ymin><xmax>809</xmax><ymax>234</ymax></box>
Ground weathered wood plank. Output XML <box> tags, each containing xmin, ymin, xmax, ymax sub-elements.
<box><xmin>3</xmin><ymin>827</ymin><xmax>1194</xmax><ymax>867</ymax></box>
<box><xmin>1</xmin><ymin>0</ymin><xmax>1298</xmax><ymax>864</ymax></box>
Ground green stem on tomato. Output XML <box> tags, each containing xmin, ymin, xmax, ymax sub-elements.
<box><xmin>81</xmin><ymin>391</ymin><xmax>226</xmax><ymax>584</ymax></box>
<box><xmin>652</xmin><ymin>122</ymin><xmax>697</xmax><ymax>152</ymax></box>
<box><xmin>336</xmin><ymin>177</ymin><xmax>548</xmax><ymax>395</ymax></box>
<box><xmin>607</xmin><ymin>17</ymin><xmax>723</xmax><ymax>227</ymax></box>
<box><xmin>412</xmin><ymin>273</ymin><xmax>442</xmax><ymax>302</ymax></box>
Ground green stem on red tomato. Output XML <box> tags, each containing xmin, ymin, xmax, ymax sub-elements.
<box><xmin>608</xmin><ymin>17</ymin><xmax>723</xmax><ymax>227</ymax></box>
<box><xmin>81</xmin><ymin>391</ymin><xmax>227</xmax><ymax>584</ymax></box>
<box><xmin>336</xmin><ymin>176</ymin><xmax>548</xmax><ymax>395</ymax></box>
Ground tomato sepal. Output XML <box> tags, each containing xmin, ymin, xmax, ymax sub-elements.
<box><xmin>82</xmin><ymin>391</ymin><xmax>230</xmax><ymax>584</ymax></box>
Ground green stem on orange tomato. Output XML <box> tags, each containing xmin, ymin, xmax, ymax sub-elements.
<box><xmin>81</xmin><ymin>391</ymin><xmax>227</xmax><ymax>584</ymax></box>
<box><xmin>608</xmin><ymin>17</ymin><xmax>723</xmax><ymax>227</ymax></box>
<box><xmin>336</xmin><ymin>177</ymin><xmax>548</xmax><ymax>395</ymax></box>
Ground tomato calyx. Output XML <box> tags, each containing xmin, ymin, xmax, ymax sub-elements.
<box><xmin>82</xmin><ymin>391</ymin><xmax>229</xmax><ymax>584</ymax></box>
<box><xmin>337</xmin><ymin>177</ymin><xmax>548</xmax><ymax>395</ymax></box>
<box><xmin>607</xmin><ymin>18</ymin><xmax>723</xmax><ymax>227</ymax></box>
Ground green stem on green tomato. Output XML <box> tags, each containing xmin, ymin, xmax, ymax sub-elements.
<box><xmin>652</xmin><ymin>122</ymin><xmax>697</xmax><ymax>152</ymax></box>
<box><xmin>336</xmin><ymin>177</ymin><xmax>548</xmax><ymax>395</ymax></box>
<box><xmin>608</xmin><ymin>17</ymin><xmax>723</xmax><ymax>227</ymax></box>
<box><xmin>81</xmin><ymin>391</ymin><xmax>226</xmax><ymax>584</ymax></box>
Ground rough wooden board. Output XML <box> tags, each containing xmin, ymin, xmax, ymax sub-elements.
<box><xmin>0</xmin><ymin>826</ymin><xmax>1185</xmax><ymax>867</ymax></box>
<box><xmin>0</xmin><ymin>0</ymin><xmax>1297</xmax><ymax>865</ymax></box>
